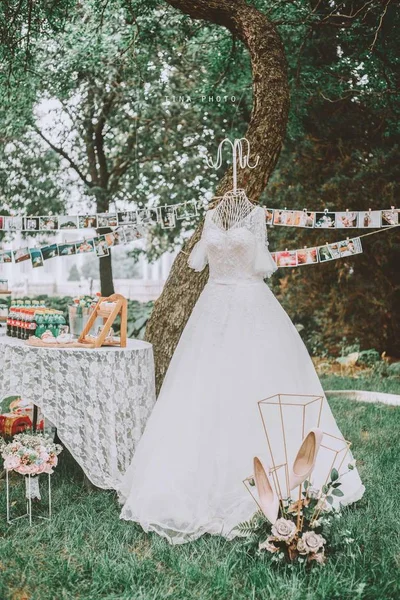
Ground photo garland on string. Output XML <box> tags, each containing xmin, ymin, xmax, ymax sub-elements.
<box><xmin>381</xmin><ymin>209</ymin><xmax>399</xmax><ymax>227</ymax></box>
<box><xmin>41</xmin><ymin>244</ymin><xmax>59</xmax><ymax>260</ymax></box>
<box><xmin>0</xmin><ymin>203</ymin><xmax>398</xmax><ymax>232</ymax></box>
<box><xmin>0</xmin><ymin>223</ymin><xmax>398</xmax><ymax>271</ymax></box>
<box><xmin>0</xmin><ymin>250</ymin><xmax>12</xmax><ymax>264</ymax></box>
<box><xmin>270</xmin><ymin>237</ymin><xmax>364</xmax><ymax>268</ymax></box>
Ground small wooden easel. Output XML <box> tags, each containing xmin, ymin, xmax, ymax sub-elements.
<box><xmin>78</xmin><ymin>293</ymin><xmax>127</xmax><ymax>348</ymax></box>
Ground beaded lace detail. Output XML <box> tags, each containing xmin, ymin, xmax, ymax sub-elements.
<box><xmin>188</xmin><ymin>205</ymin><xmax>277</xmax><ymax>281</ymax></box>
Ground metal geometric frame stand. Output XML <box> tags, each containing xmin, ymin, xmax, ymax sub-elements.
<box><xmin>244</xmin><ymin>393</ymin><xmax>352</xmax><ymax>526</ymax></box>
<box><xmin>257</xmin><ymin>393</ymin><xmax>324</xmax><ymax>499</ymax></box>
<box><xmin>6</xmin><ymin>471</ymin><xmax>52</xmax><ymax>526</ymax></box>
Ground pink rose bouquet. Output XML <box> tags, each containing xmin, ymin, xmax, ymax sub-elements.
<box><xmin>0</xmin><ymin>433</ymin><xmax>62</xmax><ymax>476</ymax></box>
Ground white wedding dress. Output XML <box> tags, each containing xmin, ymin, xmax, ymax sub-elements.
<box><xmin>119</xmin><ymin>204</ymin><xmax>364</xmax><ymax>544</ymax></box>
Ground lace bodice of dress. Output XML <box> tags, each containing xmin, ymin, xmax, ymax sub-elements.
<box><xmin>188</xmin><ymin>206</ymin><xmax>277</xmax><ymax>283</ymax></box>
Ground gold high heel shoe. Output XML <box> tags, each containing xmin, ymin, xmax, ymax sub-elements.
<box><xmin>288</xmin><ymin>428</ymin><xmax>323</xmax><ymax>491</ymax></box>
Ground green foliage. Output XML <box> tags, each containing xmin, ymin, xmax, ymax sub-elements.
<box><xmin>0</xmin><ymin>0</ymin><xmax>252</xmax><ymax>259</ymax></box>
<box><xmin>357</xmin><ymin>349</ymin><xmax>381</xmax><ymax>367</ymax></box>
<box><xmin>127</xmin><ymin>299</ymin><xmax>154</xmax><ymax>338</ymax></box>
<box><xmin>262</xmin><ymin>1</ymin><xmax>400</xmax><ymax>357</ymax></box>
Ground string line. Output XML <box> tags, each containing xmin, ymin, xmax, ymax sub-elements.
<box><xmin>180</xmin><ymin>223</ymin><xmax>400</xmax><ymax>257</ymax></box>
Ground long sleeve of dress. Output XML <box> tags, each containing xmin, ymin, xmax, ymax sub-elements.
<box><xmin>188</xmin><ymin>214</ymin><xmax>208</xmax><ymax>272</ymax></box>
<box><xmin>254</xmin><ymin>207</ymin><xmax>278</xmax><ymax>278</ymax></box>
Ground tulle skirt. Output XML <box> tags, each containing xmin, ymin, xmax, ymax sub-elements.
<box><xmin>119</xmin><ymin>280</ymin><xmax>364</xmax><ymax>544</ymax></box>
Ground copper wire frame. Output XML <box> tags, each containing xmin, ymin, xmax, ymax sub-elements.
<box><xmin>243</xmin><ymin>393</ymin><xmax>352</xmax><ymax>530</ymax></box>
<box><xmin>258</xmin><ymin>393</ymin><xmax>324</xmax><ymax>499</ymax></box>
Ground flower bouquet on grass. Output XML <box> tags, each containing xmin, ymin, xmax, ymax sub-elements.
<box><xmin>237</xmin><ymin>466</ymin><xmax>354</xmax><ymax>566</ymax></box>
<box><xmin>0</xmin><ymin>433</ymin><xmax>62</xmax><ymax>501</ymax></box>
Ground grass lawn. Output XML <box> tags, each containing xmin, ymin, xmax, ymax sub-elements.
<box><xmin>0</xmin><ymin>375</ymin><xmax>399</xmax><ymax>600</ymax></box>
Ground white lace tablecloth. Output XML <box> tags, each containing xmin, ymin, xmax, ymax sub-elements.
<box><xmin>0</xmin><ymin>336</ymin><xmax>156</xmax><ymax>489</ymax></box>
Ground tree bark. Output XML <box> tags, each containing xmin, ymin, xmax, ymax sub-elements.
<box><xmin>96</xmin><ymin>192</ymin><xmax>115</xmax><ymax>296</ymax></box>
<box><xmin>145</xmin><ymin>0</ymin><xmax>290</xmax><ymax>393</ymax></box>
<box><xmin>98</xmin><ymin>245</ymin><xmax>115</xmax><ymax>296</ymax></box>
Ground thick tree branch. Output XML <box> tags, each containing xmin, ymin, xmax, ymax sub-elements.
<box><xmin>33</xmin><ymin>126</ymin><xmax>91</xmax><ymax>187</ymax></box>
<box><xmin>83</xmin><ymin>85</ymin><xmax>98</xmax><ymax>186</ymax></box>
<box><xmin>146</xmin><ymin>0</ymin><xmax>290</xmax><ymax>390</ymax></box>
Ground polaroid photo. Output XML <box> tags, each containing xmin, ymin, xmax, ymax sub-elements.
<box><xmin>124</xmin><ymin>228</ymin><xmax>142</xmax><ymax>243</ymax></box>
<box><xmin>318</xmin><ymin>245</ymin><xmax>335</xmax><ymax>262</ymax></box>
<box><xmin>335</xmin><ymin>212</ymin><xmax>358</xmax><ymax>228</ymax></box>
<box><xmin>23</xmin><ymin>217</ymin><xmax>40</xmax><ymax>231</ymax></box>
<box><xmin>265</xmin><ymin>208</ymin><xmax>274</xmax><ymax>226</ymax></box>
<box><xmin>112</xmin><ymin>228</ymin><xmax>126</xmax><ymax>246</ymax></box>
<box><xmin>175</xmin><ymin>200</ymin><xmax>198</xmax><ymax>221</ymax></box>
<box><xmin>97</xmin><ymin>213</ymin><xmax>118</xmax><ymax>228</ymax></box>
<box><xmin>297</xmin><ymin>248</ymin><xmax>318</xmax><ymax>265</ymax></box>
<box><xmin>273</xmin><ymin>210</ymin><xmax>295</xmax><ymax>226</ymax></box>
<box><xmin>275</xmin><ymin>250</ymin><xmax>298</xmax><ymax>267</ymax></box>
<box><xmin>293</xmin><ymin>211</ymin><xmax>315</xmax><ymax>228</ymax></box>
<box><xmin>136</xmin><ymin>209</ymin><xmax>147</xmax><ymax>224</ymax></box>
<box><xmin>39</xmin><ymin>216</ymin><xmax>59</xmax><ymax>230</ymax></box>
<box><xmin>58</xmin><ymin>215</ymin><xmax>78</xmax><ymax>230</ymax></box>
<box><xmin>381</xmin><ymin>209</ymin><xmax>399</xmax><ymax>227</ymax></box>
<box><xmin>14</xmin><ymin>247</ymin><xmax>30</xmax><ymax>263</ymax></box>
<box><xmin>76</xmin><ymin>239</ymin><xmax>95</xmax><ymax>254</ymax></box>
<box><xmin>118</xmin><ymin>211</ymin><xmax>137</xmax><ymax>226</ymax></box>
<box><xmin>137</xmin><ymin>208</ymin><xmax>159</xmax><ymax>224</ymax></box>
<box><xmin>41</xmin><ymin>244</ymin><xmax>59</xmax><ymax>260</ymax></box>
<box><xmin>104</xmin><ymin>232</ymin><xmax>115</xmax><ymax>247</ymax></box>
<box><xmin>58</xmin><ymin>242</ymin><xmax>77</xmax><ymax>256</ymax></box>
<box><xmin>5</xmin><ymin>217</ymin><xmax>23</xmax><ymax>231</ymax></box>
<box><xmin>358</xmin><ymin>210</ymin><xmax>381</xmax><ymax>228</ymax></box>
<box><xmin>160</xmin><ymin>206</ymin><xmax>176</xmax><ymax>229</ymax></box>
<box><xmin>78</xmin><ymin>215</ymin><xmax>98</xmax><ymax>229</ymax></box>
<box><xmin>315</xmin><ymin>212</ymin><xmax>336</xmax><ymax>228</ymax></box>
<box><xmin>30</xmin><ymin>248</ymin><xmax>44</xmax><ymax>268</ymax></box>
<box><xmin>94</xmin><ymin>236</ymin><xmax>110</xmax><ymax>257</ymax></box>
<box><xmin>0</xmin><ymin>251</ymin><xmax>12</xmax><ymax>264</ymax></box>
<box><xmin>148</xmin><ymin>208</ymin><xmax>159</xmax><ymax>223</ymax></box>
<box><xmin>329</xmin><ymin>237</ymin><xmax>363</xmax><ymax>259</ymax></box>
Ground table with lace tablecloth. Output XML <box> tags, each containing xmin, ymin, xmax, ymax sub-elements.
<box><xmin>0</xmin><ymin>336</ymin><xmax>156</xmax><ymax>489</ymax></box>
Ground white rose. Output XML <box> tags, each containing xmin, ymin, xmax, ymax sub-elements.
<box><xmin>310</xmin><ymin>551</ymin><xmax>326</xmax><ymax>564</ymax></box>
<box><xmin>310</xmin><ymin>518</ymin><xmax>322</xmax><ymax>529</ymax></box>
<box><xmin>271</xmin><ymin>518</ymin><xmax>297</xmax><ymax>542</ymax></box>
<box><xmin>259</xmin><ymin>536</ymin><xmax>280</xmax><ymax>553</ymax></box>
<box><xmin>297</xmin><ymin>537</ymin><xmax>307</xmax><ymax>555</ymax></box>
<box><xmin>317</xmin><ymin>498</ymin><xmax>332</xmax><ymax>513</ymax></box>
<box><xmin>308</xmin><ymin>486</ymin><xmax>320</xmax><ymax>499</ymax></box>
<box><xmin>300</xmin><ymin>531</ymin><xmax>326</xmax><ymax>554</ymax></box>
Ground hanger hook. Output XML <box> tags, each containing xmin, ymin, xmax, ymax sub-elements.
<box><xmin>206</xmin><ymin>138</ymin><xmax>259</xmax><ymax>192</ymax></box>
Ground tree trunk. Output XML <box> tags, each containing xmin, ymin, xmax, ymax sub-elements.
<box><xmin>96</xmin><ymin>194</ymin><xmax>115</xmax><ymax>296</ymax></box>
<box><xmin>145</xmin><ymin>0</ymin><xmax>290</xmax><ymax>393</ymax></box>
<box><xmin>98</xmin><ymin>244</ymin><xmax>115</xmax><ymax>296</ymax></box>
